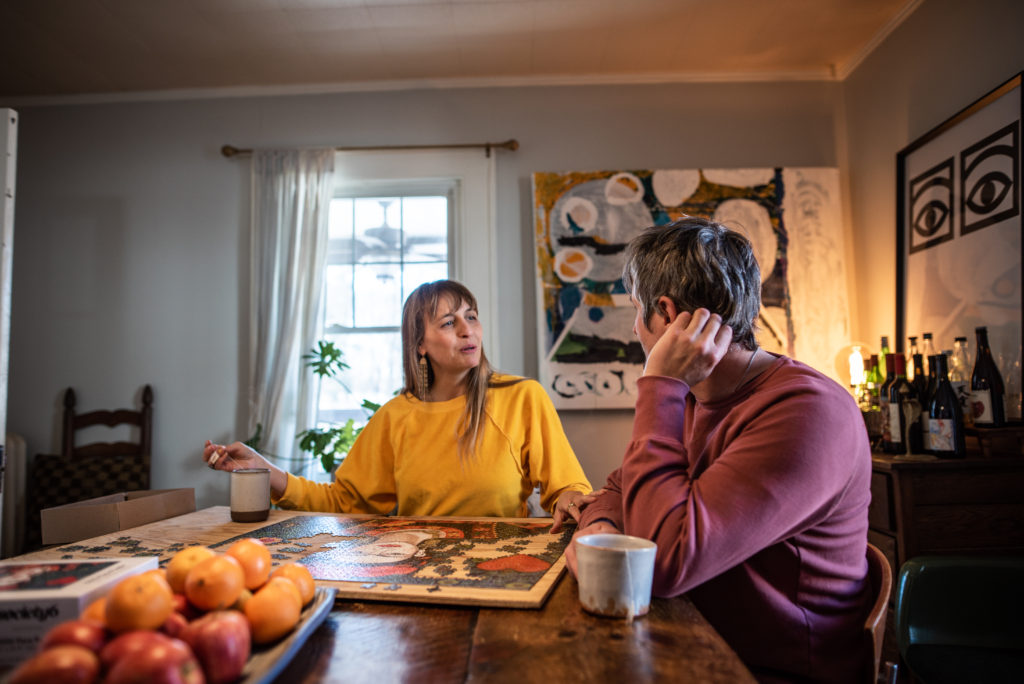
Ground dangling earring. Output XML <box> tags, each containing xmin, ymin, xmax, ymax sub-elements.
<box><xmin>418</xmin><ymin>355</ymin><xmax>429</xmax><ymax>401</ymax></box>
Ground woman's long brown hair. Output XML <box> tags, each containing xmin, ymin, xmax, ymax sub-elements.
<box><xmin>401</xmin><ymin>280</ymin><xmax>519</xmax><ymax>463</ymax></box>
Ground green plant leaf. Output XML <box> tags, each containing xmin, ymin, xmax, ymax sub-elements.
<box><xmin>295</xmin><ymin>340</ymin><xmax>391</xmax><ymax>474</ymax></box>
<box><xmin>244</xmin><ymin>423</ymin><xmax>264</xmax><ymax>450</ymax></box>
<box><xmin>302</xmin><ymin>340</ymin><xmax>350</xmax><ymax>379</ymax></box>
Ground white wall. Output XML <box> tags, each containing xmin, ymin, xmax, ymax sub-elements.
<box><xmin>6</xmin><ymin>81</ymin><xmax>841</xmax><ymax>507</ymax></box>
<box><xmin>844</xmin><ymin>0</ymin><xmax>1024</xmax><ymax>351</ymax></box>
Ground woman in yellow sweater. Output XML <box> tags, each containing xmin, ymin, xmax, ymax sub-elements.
<box><xmin>204</xmin><ymin>280</ymin><xmax>594</xmax><ymax>529</ymax></box>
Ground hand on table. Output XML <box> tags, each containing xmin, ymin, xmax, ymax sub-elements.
<box><xmin>643</xmin><ymin>307</ymin><xmax>733</xmax><ymax>386</ymax></box>
<box><xmin>564</xmin><ymin>520</ymin><xmax>620</xmax><ymax>576</ymax></box>
<box><xmin>551</xmin><ymin>488</ymin><xmax>606</xmax><ymax>533</ymax></box>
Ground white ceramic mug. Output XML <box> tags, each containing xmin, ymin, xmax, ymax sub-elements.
<box><xmin>230</xmin><ymin>468</ymin><xmax>270</xmax><ymax>522</ymax></box>
<box><xmin>575</xmin><ymin>533</ymin><xmax>657</xmax><ymax>619</ymax></box>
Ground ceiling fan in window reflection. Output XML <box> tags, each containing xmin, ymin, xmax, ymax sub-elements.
<box><xmin>350</xmin><ymin>199</ymin><xmax>447</xmax><ymax>268</ymax></box>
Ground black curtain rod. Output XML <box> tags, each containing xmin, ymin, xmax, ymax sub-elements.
<box><xmin>221</xmin><ymin>139</ymin><xmax>518</xmax><ymax>159</ymax></box>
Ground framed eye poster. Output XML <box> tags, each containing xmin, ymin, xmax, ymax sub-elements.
<box><xmin>896</xmin><ymin>72</ymin><xmax>1023</xmax><ymax>408</ymax></box>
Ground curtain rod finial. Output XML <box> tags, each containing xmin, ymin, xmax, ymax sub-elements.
<box><xmin>221</xmin><ymin>144</ymin><xmax>240</xmax><ymax>158</ymax></box>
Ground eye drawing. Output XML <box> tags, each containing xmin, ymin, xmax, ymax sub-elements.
<box><xmin>912</xmin><ymin>200</ymin><xmax>949</xmax><ymax>237</ymax></box>
<box><xmin>961</xmin><ymin>122</ymin><xmax>1019</xmax><ymax>236</ymax></box>
<box><xmin>965</xmin><ymin>170</ymin><xmax>1011</xmax><ymax>215</ymax></box>
<box><xmin>908</xmin><ymin>157</ymin><xmax>953</xmax><ymax>253</ymax></box>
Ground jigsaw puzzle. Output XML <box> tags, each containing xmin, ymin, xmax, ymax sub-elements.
<box><xmin>212</xmin><ymin>515</ymin><xmax>573</xmax><ymax>608</ymax></box>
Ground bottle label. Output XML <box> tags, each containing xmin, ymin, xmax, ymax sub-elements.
<box><xmin>888</xmin><ymin>404</ymin><xmax>902</xmax><ymax>443</ymax></box>
<box><xmin>971</xmin><ymin>389</ymin><xmax>994</xmax><ymax>423</ymax></box>
<box><xmin>952</xmin><ymin>381</ymin><xmax>970</xmax><ymax>415</ymax></box>
<box><xmin>929</xmin><ymin>418</ymin><xmax>955</xmax><ymax>451</ymax></box>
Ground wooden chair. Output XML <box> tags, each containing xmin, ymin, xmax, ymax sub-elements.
<box><xmin>23</xmin><ymin>385</ymin><xmax>153</xmax><ymax>551</ymax></box>
<box><xmin>864</xmin><ymin>542</ymin><xmax>892</xmax><ymax>684</ymax></box>
<box><xmin>61</xmin><ymin>385</ymin><xmax>153</xmax><ymax>471</ymax></box>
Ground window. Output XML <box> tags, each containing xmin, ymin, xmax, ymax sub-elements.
<box><xmin>311</xmin><ymin>149</ymin><xmax>497</xmax><ymax>430</ymax></box>
<box><xmin>318</xmin><ymin>187</ymin><xmax>453</xmax><ymax>423</ymax></box>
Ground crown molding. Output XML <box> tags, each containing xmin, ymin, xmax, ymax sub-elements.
<box><xmin>835</xmin><ymin>0</ymin><xmax>923</xmax><ymax>81</ymax></box>
<box><xmin>3</xmin><ymin>68</ymin><xmax>841</xmax><ymax>107</ymax></box>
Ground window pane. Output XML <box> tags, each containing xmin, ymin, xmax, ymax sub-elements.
<box><xmin>355</xmin><ymin>197</ymin><xmax>402</xmax><ymax>263</ymax></box>
<box><xmin>402</xmin><ymin>196</ymin><xmax>448</xmax><ymax>262</ymax></box>
<box><xmin>329</xmin><ymin>198</ymin><xmax>353</xmax><ymax>241</ymax></box>
<box><xmin>317</xmin><ymin>331</ymin><xmax>404</xmax><ymax>419</ymax></box>
<box><xmin>402</xmin><ymin>262</ymin><xmax>449</xmax><ymax>303</ymax></box>
<box><xmin>353</xmin><ymin>263</ymin><xmax>402</xmax><ymax>327</ymax></box>
<box><xmin>323</xmin><ymin>263</ymin><xmax>353</xmax><ymax>329</ymax></box>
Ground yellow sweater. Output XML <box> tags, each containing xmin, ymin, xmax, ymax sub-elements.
<box><xmin>273</xmin><ymin>375</ymin><xmax>591</xmax><ymax>517</ymax></box>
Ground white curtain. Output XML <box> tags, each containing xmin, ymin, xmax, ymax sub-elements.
<box><xmin>249</xmin><ymin>149</ymin><xmax>334</xmax><ymax>464</ymax></box>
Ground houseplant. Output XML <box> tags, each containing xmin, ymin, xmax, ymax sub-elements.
<box><xmin>247</xmin><ymin>340</ymin><xmax>379</xmax><ymax>474</ymax></box>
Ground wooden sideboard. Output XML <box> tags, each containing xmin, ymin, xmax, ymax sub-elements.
<box><xmin>869</xmin><ymin>452</ymin><xmax>1024</xmax><ymax>584</ymax></box>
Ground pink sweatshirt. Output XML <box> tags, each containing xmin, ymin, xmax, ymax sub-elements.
<box><xmin>581</xmin><ymin>354</ymin><xmax>872</xmax><ymax>683</ymax></box>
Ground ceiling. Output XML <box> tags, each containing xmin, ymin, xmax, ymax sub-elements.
<box><xmin>0</xmin><ymin>0</ymin><xmax>920</xmax><ymax>103</ymax></box>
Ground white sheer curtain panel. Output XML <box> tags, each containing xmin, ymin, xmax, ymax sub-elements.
<box><xmin>249</xmin><ymin>149</ymin><xmax>334</xmax><ymax>464</ymax></box>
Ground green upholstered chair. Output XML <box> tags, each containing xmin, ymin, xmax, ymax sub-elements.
<box><xmin>896</xmin><ymin>555</ymin><xmax>1024</xmax><ymax>684</ymax></box>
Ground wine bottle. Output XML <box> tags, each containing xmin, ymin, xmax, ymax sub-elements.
<box><xmin>906</xmin><ymin>336</ymin><xmax>919</xmax><ymax>382</ymax></box>
<box><xmin>911</xmin><ymin>353</ymin><xmax>930</xmax><ymax>452</ymax></box>
<box><xmin>925</xmin><ymin>352</ymin><xmax>940</xmax><ymax>411</ymax></box>
<box><xmin>866</xmin><ymin>354</ymin><xmax>883</xmax><ymax>409</ymax></box>
<box><xmin>879</xmin><ymin>353</ymin><xmax>897</xmax><ymax>450</ymax></box>
<box><xmin>858</xmin><ymin>357</ymin><xmax>872</xmax><ymax>410</ymax></box>
<box><xmin>950</xmin><ymin>336</ymin><xmax>973</xmax><ymax>427</ymax></box>
<box><xmin>879</xmin><ymin>336</ymin><xmax>891</xmax><ymax>378</ymax></box>
<box><xmin>971</xmin><ymin>326</ymin><xmax>1005</xmax><ymax>427</ymax></box>
<box><xmin>928</xmin><ymin>353</ymin><xmax>967</xmax><ymax>458</ymax></box>
<box><xmin>884</xmin><ymin>355</ymin><xmax>921</xmax><ymax>454</ymax></box>
<box><xmin>920</xmin><ymin>332</ymin><xmax>936</xmax><ymax>379</ymax></box>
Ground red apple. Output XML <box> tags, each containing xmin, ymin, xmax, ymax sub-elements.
<box><xmin>9</xmin><ymin>644</ymin><xmax>100</xmax><ymax>684</ymax></box>
<box><xmin>40</xmin><ymin>619</ymin><xmax>108</xmax><ymax>653</ymax></box>
<box><xmin>180</xmin><ymin>610</ymin><xmax>251</xmax><ymax>684</ymax></box>
<box><xmin>99</xmin><ymin>630</ymin><xmax>185</xmax><ymax>671</ymax></box>
<box><xmin>171</xmin><ymin>592</ymin><xmax>189</xmax><ymax>614</ymax></box>
<box><xmin>162</xmin><ymin>611</ymin><xmax>189</xmax><ymax>638</ymax></box>
<box><xmin>172</xmin><ymin>592</ymin><xmax>202</xmax><ymax>620</ymax></box>
<box><xmin>104</xmin><ymin>637</ymin><xmax>203</xmax><ymax>684</ymax></box>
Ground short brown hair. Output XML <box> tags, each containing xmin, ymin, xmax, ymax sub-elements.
<box><xmin>622</xmin><ymin>217</ymin><xmax>761</xmax><ymax>350</ymax></box>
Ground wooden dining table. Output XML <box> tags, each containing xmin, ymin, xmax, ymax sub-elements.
<box><xmin>10</xmin><ymin>506</ymin><xmax>755</xmax><ymax>683</ymax></box>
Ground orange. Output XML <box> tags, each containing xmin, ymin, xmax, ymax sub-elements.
<box><xmin>105</xmin><ymin>572</ymin><xmax>174</xmax><ymax>633</ymax></box>
<box><xmin>230</xmin><ymin>587</ymin><xmax>254</xmax><ymax>612</ymax></box>
<box><xmin>244</xmin><ymin>577</ymin><xmax>302</xmax><ymax>644</ymax></box>
<box><xmin>184</xmin><ymin>554</ymin><xmax>245</xmax><ymax>611</ymax></box>
<box><xmin>166</xmin><ymin>545</ymin><xmax>216</xmax><ymax>593</ymax></box>
<box><xmin>270</xmin><ymin>563</ymin><xmax>316</xmax><ymax>606</ymax></box>
<box><xmin>81</xmin><ymin>596</ymin><xmax>106</xmax><ymax>625</ymax></box>
<box><xmin>225</xmin><ymin>538</ymin><xmax>272</xmax><ymax>590</ymax></box>
<box><xmin>142</xmin><ymin>568</ymin><xmax>173</xmax><ymax>594</ymax></box>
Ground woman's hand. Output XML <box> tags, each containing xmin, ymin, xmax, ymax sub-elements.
<box><xmin>203</xmin><ymin>439</ymin><xmax>266</xmax><ymax>471</ymax></box>
<box><xmin>551</xmin><ymin>488</ymin><xmax>607</xmax><ymax>533</ymax></box>
<box><xmin>202</xmin><ymin>440</ymin><xmax>289</xmax><ymax>498</ymax></box>
<box><xmin>564</xmin><ymin>519</ymin><xmax>620</xmax><ymax>576</ymax></box>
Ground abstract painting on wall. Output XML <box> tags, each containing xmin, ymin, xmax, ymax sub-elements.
<box><xmin>533</xmin><ymin>168</ymin><xmax>850</xmax><ymax>409</ymax></box>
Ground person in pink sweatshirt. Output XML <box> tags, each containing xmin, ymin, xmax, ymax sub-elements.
<box><xmin>568</xmin><ymin>217</ymin><xmax>873</xmax><ymax>683</ymax></box>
